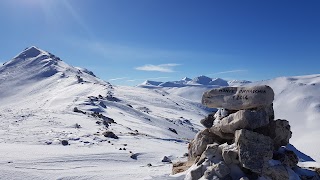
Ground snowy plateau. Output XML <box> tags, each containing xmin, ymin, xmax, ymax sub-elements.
<box><xmin>0</xmin><ymin>46</ymin><xmax>319</xmax><ymax>179</ymax></box>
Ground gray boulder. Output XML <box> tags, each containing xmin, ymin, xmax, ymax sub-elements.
<box><xmin>197</xmin><ymin>143</ymin><xmax>221</xmax><ymax>166</ymax></box>
<box><xmin>255</xmin><ymin>119</ymin><xmax>292</xmax><ymax>150</ymax></box>
<box><xmin>209</xmin><ymin>125</ymin><xmax>234</xmax><ymax>140</ymax></box>
<box><xmin>188</xmin><ymin>129</ymin><xmax>224</xmax><ymax>160</ymax></box>
<box><xmin>203</xmin><ymin>143</ymin><xmax>220</xmax><ymax>160</ymax></box>
<box><xmin>203</xmin><ymin>166</ymin><xmax>218</xmax><ymax>180</ymax></box>
<box><xmin>214</xmin><ymin>107</ymin><xmax>271</xmax><ymax>134</ymax></box>
<box><xmin>61</xmin><ymin>140</ymin><xmax>69</xmax><ymax>146</ymax></box>
<box><xmin>213</xmin><ymin>161</ymin><xmax>231</xmax><ymax>178</ymax></box>
<box><xmin>220</xmin><ymin>143</ymin><xmax>239</xmax><ymax>165</ymax></box>
<box><xmin>188</xmin><ymin>164</ymin><xmax>205</xmax><ymax>180</ymax></box>
<box><xmin>202</xmin><ymin>85</ymin><xmax>274</xmax><ymax>110</ymax></box>
<box><xmin>235</xmin><ymin>129</ymin><xmax>274</xmax><ymax>174</ymax></box>
<box><xmin>102</xmin><ymin>131</ymin><xmax>119</xmax><ymax>139</ymax></box>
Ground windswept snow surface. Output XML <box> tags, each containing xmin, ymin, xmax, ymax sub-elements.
<box><xmin>0</xmin><ymin>47</ymin><xmax>209</xmax><ymax>179</ymax></box>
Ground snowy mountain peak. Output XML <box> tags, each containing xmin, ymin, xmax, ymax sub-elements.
<box><xmin>181</xmin><ymin>77</ymin><xmax>192</xmax><ymax>81</ymax></box>
<box><xmin>4</xmin><ymin>46</ymin><xmax>62</xmax><ymax>69</ymax></box>
<box><xmin>15</xmin><ymin>46</ymin><xmax>48</xmax><ymax>59</ymax></box>
<box><xmin>0</xmin><ymin>47</ymin><xmax>107</xmax><ymax>95</ymax></box>
<box><xmin>190</xmin><ymin>76</ymin><xmax>229</xmax><ymax>86</ymax></box>
<box><xmin>192</xmin><ymin>75</ymin><xmax>211</xmax><ymax>84</ymax></box>
<box><xmin>141</xmin><ymin>80</ymin><xmax>162</xmax><ymax>86</ymax></box>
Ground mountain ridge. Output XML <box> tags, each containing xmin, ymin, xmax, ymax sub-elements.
<box><xmin>139</xmin><ymin>75</ymin><xmax>251</xmax><ymax>88</ymax></box>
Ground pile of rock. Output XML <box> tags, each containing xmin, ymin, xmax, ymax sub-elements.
<box><xmin>177</xmin><ymin>85</ymin><xmax>319</xmax><ymax>179</ymax></box>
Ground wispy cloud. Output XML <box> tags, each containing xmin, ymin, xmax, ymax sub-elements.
<box><xmin>127</xmin><ymin>76</ymin><xmax>170</xmax><ymax>82</ymax></box>
<box><xmin>208</xmin><ymin>69</ymin><xmax>247</xmax><ymax>76</ymax></box>
<box><xmin>108</xmin><ymin>77</ymin><xmax>128</xmax><ymax>81</ymax></box>
<box><xmin>135</xmin><ymin>64</ymin><xmax>180</xmax><ymax>72</ymax></box>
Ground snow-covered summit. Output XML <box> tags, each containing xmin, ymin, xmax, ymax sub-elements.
<box><xmin>181</xmin><ymin>77</ymin><xmax>192</xmax><ymax>82</ymax></box>
<box><xmin>14</xmin><ymin>46</ymin><xmax>49</xmax><ymax>60</ymax></box>
<box><xmin>141</xmin><ymin>80</ymin><xmax>163</xmax><ymax>86</ymax></box>
<box><xmin>2</xmin><ymin>46</ymin><xmax>98</xmax><ymax>80</ymax></box>
<box><xmin>189</xmin><ymin>75</ymin><xmax>212</xmax><ymax>85</ymax></box>
<box><xmin>4</xmin><ymin>46</ymin><xmax>60</xmax><ymax>68</ymax></box>
<box><xmin>0</xmin><ymin>46</ymin><xmax>107</xmax><ymax>99</ymax></box>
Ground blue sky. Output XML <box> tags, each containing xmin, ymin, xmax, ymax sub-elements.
<box><xmin>0</xmin><ymin>0</ymin><xmax>319</xmax><ymax>86</ymax></box>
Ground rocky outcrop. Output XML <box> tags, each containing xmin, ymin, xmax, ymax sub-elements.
<box><xmin>177</xmin><ymin>86</ymin><xmax>319</xmax><ymax>180</ymax></box>
<box><xmin>102</xmin><ymin>131</ymin><xmax>118</xmax><ymax>139</ymax></box>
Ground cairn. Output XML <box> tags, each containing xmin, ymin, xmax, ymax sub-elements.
<box><xmin>174</xmin><ymin>85</ymin><xmax>319</xmax><ymax>179</ymax></box>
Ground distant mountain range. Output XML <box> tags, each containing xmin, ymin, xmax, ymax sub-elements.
<box><xmin>139</xmin><ymin>75</ymin><xmax>251</xmax><ymax>88</ymax></box>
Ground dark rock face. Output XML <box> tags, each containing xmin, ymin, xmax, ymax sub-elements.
<box><xmin>161</xmin><ymin>156</ymin><xmax>172</xmax><ymax>163</ymax></box>
<box><xmin>200</xmin><ymin>113</ymin><xmax>215</xmax><ymax>128</ymax></box>
<box><xmin>130</xmin><ymin>153</ymin><xmax>138</xmax><ymax>160</ymax></box>
<box><xmin>73</xmin><ymin>107</ymin><xmax>86</xmax><ymax>114</ymax></box>
<box><xmin>99</xmin><ymin>101</ymin><xmax>106</xmax><ymax>108</ymax></box>
<box><xmin>168</xmin><ymin>128</ymin><xmax>178</xmax><ymax>134</ymax></box>
<box><xmin>102</xmin><ymin>131</ymin><xmax>118</xmax><ymax>139</ymax></box>
<box><xmin>61</xmin><ymin>140</ymin><xmax>69</xmax><ymax>146</ymax></box>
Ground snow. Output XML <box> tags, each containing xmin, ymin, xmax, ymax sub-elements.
<box><xmin>0</xmin><ymin>46</ymin><xmax>319</xmax><ymax>179</ymax></box>
<box><xmin>0</xmin><ymin>47</ymin><xmax>210</xmax><ymax>179</ymax></box>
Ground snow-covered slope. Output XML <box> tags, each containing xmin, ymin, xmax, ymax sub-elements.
<box><xmin>0</xmin><ymin>47</ymin><xmax>210</xmax><ymax>179</ymax></box>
